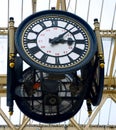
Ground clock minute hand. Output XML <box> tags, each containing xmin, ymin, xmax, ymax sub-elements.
<box><xmin>49</xmin><ymin>32</ymin><xmax>69</xmax><ymax>44</ymax></box>
<box><xmin>49</xmin><ymin>37</ymin><xmax>61</xmax><ymax>44</ymax></box>
<box><xmin>49</xmin><ymin>27</ymin><xmax>75</xmax><ymax>44</ymax></box>
<box><xmin>57</xmin><ymin>26</ymin><xmax>74</xmax><ymax>39</ymax></box>
<box><xmin>49</xmin><ymin>32</ymin><xmax>68</xmax><ymax>44</ymax></box>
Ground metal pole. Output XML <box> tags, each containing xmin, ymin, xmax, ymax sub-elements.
<box><xmin>70</xmin><ymin>118</ymin><xmax>83</xmax><ymax>130</ymax></box>
<box><xmin>8</xmin><ymin>17</ymin><xmax>15</xmax><ymax>68</ymax></box>
<box><xmin>32</xmin><ymin>0</ymin><xmax>37</xmax><ymax>13</ymax></box>
<box><xmin>94</xmin><ymin>19</ymin><xmax>104</xmax><ymax>69</ymax></box>
<box><xmin>56</xmin><ymin>0</ymin><xmax>66</xmax><ymax>11</ymax></box>
<box><xmin>18</xmin><ymin>116</ymin><xmax>30</xmax><ymax>130</ymax></box>
<box><xmin>61</xmin><ymin>0</ymin><xmax>66</xmax><ymax>11</ymax></box>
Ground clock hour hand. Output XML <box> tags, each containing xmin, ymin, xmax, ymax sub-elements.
<box><xmin>49</xmin><ymin>33</ymin><xmax>68</xmax><ymax>45</ymax></box>
<box><xmin>49</xmin><ymin>37</ymin><xmax>61</xmax><ymax>44</ymax></box>
<box><xmin>49</xmin><ymin>38</ymin><xmax>85</xmax><ymax>45</ymax></box>
<box><xmin>49</xmin><ymin>38</ymin><xmax>74</xmax><ymax>45</ymax></box>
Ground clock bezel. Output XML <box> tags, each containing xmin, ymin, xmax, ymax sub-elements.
<box><xmin>15</xmin><ymin>10</ymin><xmax>97</xmax><ymax>73</ymax></box>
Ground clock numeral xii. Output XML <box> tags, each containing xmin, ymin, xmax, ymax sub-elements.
<box><xmin>52</xmin><ymin>20</ymin><xmax>58</xmax><ymax>26</ymax></box>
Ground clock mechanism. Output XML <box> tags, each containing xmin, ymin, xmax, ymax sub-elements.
<box><xmin>7</xmin><ymin>10</ymin><xmax>104</xmax><ymax>123</ymax></box>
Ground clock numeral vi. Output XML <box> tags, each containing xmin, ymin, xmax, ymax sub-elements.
<box><xmin>41</xmin><ymin>54</ymin><xmax>48</xmax><ymax>62</ymax></box>
<box><xmin>56</xmin><ymin>57</ymin><xmax>60</xmax><ymax>64</ymax></box>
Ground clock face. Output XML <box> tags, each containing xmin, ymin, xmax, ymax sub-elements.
<box><xmin>15</xmin><ymin>10</ymin><xmax>97</xmax><ymax>73</ymax></box>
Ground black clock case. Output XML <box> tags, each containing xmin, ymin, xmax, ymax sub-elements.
<box><xmin>7</xmin><ymin>10</ymin><xmax>104</xmax><ymax>124</ymax></box>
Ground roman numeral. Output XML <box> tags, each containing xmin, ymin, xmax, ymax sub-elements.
<box><xmin>75</xmin><ymin>39</ymin><xmax>85</xmax><ymax>44</ymax></box>
<box><xmin>40</xmin><ymin>22</ymin><xmax>46</xmax><ymax>29</ymax></box>
<box><xmin>71</xmin><ymin>30</ymin><xmax>80</xmax><ymax>35</ymax></box>
<box><xmin>73</xmin><ymin>47</ymin><xmax>83</xmax><ymax>55</ymax></box>
<box><xmin>64</xmin><ymin>23</ymin><xmax>68</xmax><ymax>29</ymax></box>
<box><xmin>29</xmin><ymin>46</ymin><xmax>39</xmax><ymax>54</ymax></box>
<box><xmin>26</xmin><ymin>39</ymin><xmax>37</xmax><ymax>43</ymax></box>
<box><xmin>31</xmin><ymin>30</ymin><xmax>39</xmax><ymax>35</ymax></box>
<box><xmin>55</xmin><ymin>57</ymin><xmax>60</xmax><ymax>64</ymax></box>
<box><xmin>40</xmin><ymin>54</ymin><xmax>48</xmax><ymax>62</ymax></box>
<box><xmin>51</xmin><ymin>20</ymin><xmax>58</xmax><ymax>26</ymax></box>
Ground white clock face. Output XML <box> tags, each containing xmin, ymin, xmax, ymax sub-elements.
<box><xmin>37</xmin><ymin>27</ymin><xmax>74</xmax><ymax>57</ymax></box>
<box><xmin>16</xmin><ymin>10</ymin><xmax>96</xmax><ymax>73</ymax></box>
<box><xmin>23</xmin><ymin>16</ymin><xmax>89</xmax><ymax>66</ymax></box>
<box><xmin>28</xmin><ymin>26</ymin><xmax>76</xmax><ymax>65</ymax></box>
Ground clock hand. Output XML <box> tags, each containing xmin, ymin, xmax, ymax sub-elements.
<box><xmin>57</xmin><ymin>26</ymin><xmax>74</xmax><ymax>39</ymax></box>
<box><xmin>49</xmin><ymin>37</ymin><xmax>61</xmax><ymax>44</ymax></box>
<box><xmin>50</xmin><ymin>38</ymin><xmax>85</xmax><ymax>45</ymax></box>
<box><xmin>60</xmin><ymin>38</ymin><xmax>74</xmax><ymax>45</ymax></box>
<box><xmin>49</xmin><ymin>38</ymin><xmax>74</xmax><ymax>45</ymax></box>
<box><xmin>49</xmin><ymin>27</ymin><xmax>75</xmax><ymax>44</ymax></box>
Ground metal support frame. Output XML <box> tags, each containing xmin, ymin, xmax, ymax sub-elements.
<box><xmin>85</xmin><ymin>95</ymin><xmax>108</xmax><ymax>129</ymax></box>
<box><xmin>94</xmin><ymin>19</ymin><xmax>104</xmax><ymax>68</ymax></box>
<box><xmin>0</xmin><ymin>75</ymin><xmax>6</xmax><ymax>97</ymax></box>
<box><xmin>0</xmin><ymin>106</ymin><xmax>30</xmax><ymax>130</ymax></box>
<box><xmin>100</xmin><ymin>30</ymin><xmax>116</xmax><ymax>38</ymax></box>
<box><xmin>108</xmin><ymin>38</ymin><xmax>116</xmax><ymax>87</ymax></box>
<box><xmin>0</xmin><ymin>75</ymin><xmax>116</xmax><ymax>88</ymax></box>
<box><xmin>32</xmin><ymin>0</ymin><xmax>37</xmax><ymax>13</ymax></box>
<box><xmin>0</xmin><ymin>28</ymin><xmax>8</xmax><ymax>35</ymax></box>
<box><xmin>18</xmin><ymin>116</ymin><xmax>30</xmax><ymax>130</ymax></box>
<box><xmin>1</xmin><ymin>27</ymin><xmax>116</xmax><ymax>37</ymax></box>
<box><xmin>0</xmin><ymin>94</ymin><xmax>114</xmax><ymax>130</ymax></box>
<box><xmin>8</xmin><ymin>17</ymin><xmax>15</xmax><ymax>68</ymax></box>
<box><xmin>0</xmin><ymin>94</ymin><xmax>115</xmax><ymax>130</ymax></box>
<box><xmin>70</xmin><ymin>118</ymin><xmax>83</xmax><ymax>130</ymax></box>
<box><xmin>0</xmin><ymin>107</ymin><xmax>16</xmax><ymax>130</ymax></box>
<box><xmin>56</xmin><ymin>0</ymin><xmax>66</xmax><ymax>11</ymax></box>
<box><xmin>0</xmin><ymin>75</ymin><xmax>6</xmax><ymax>86</ymax></box>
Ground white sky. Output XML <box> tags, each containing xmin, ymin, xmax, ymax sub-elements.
<box><xmin>0</xmin><ymin>0</ymin><xmax>116</xmax><ymax>126</ymax></box>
